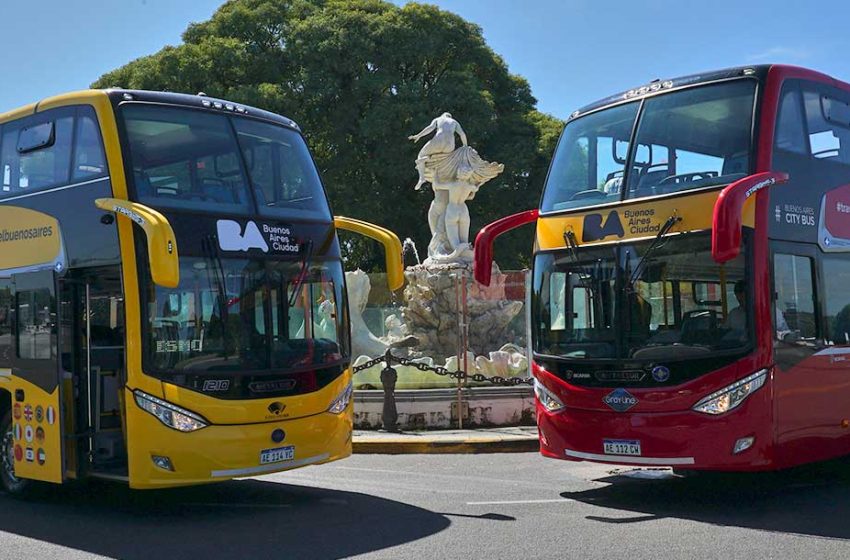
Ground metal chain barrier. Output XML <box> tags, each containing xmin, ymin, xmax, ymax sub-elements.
<box><xmin>352</xmin><ymin>349</ymin><xmax>533</xmax><ymax>387</ymax></box>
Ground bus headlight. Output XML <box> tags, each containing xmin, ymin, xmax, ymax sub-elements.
<box><xmin>534</xmin><ymin>379</ymin><xmax>565</xmax><ymax>413</ymax></box>
<box><xmin>134</xmin><ymin>390</ymin><xmax>209</xmax><ymax>432</ymax></box>
<box><xmin>328</xmin><ymin>381</ymin><xmax>353</xmax><ymax>414</ymax></box>
<box><xmin>692</xmin><ymin>369</ymin><xmax>768</xmax><ymax>415</ymax></box>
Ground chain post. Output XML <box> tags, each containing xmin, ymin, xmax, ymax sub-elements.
<box><xmin>379</xmin><ymin>349</ymin><xmax>400</xmax><ymax>433</ymax></box>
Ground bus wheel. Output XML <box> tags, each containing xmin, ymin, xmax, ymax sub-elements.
<box><xmin>0</xmin><ymin>410</ymin><xmax>30</xmax><ymax>496</ymax></box>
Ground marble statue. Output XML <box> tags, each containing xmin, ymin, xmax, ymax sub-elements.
<box><xmin>345</xmin><ymin>270</ymin><xmax>390</xmax><ymax>359</ymax></box>
<box><xmin>409</xmin><ymin>113</ymin><xmax>504</xmax><ymax>264</ymax></box>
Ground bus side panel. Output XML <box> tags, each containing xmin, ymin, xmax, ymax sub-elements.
<box><xmin>9</xmin><ymin>377</ymin><xmax>63</xmax><ymax>483</ymax></box>
<box><xmin>774</xmin><ymin>351</ymin><xmax>850</xmax><ymax>468</ymax></box>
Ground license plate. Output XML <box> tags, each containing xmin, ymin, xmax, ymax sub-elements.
<box><xmin>260</xmin><ymin>445</ymin><xmax>295</xmax><ymax>465</ymax></box>
<box><xmin>603</xmin><ymin>439</ymin><xmax>641</xmax><ymax>456</ymax></box>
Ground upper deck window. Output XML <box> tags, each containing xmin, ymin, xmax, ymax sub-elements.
<box><xmin>540</xmin><ymin>102</ymin><xmax>639</xmax><ymax>212</ymax></box>
<box><xmin>0</xmin><ymin>106</ymin><xmax>106</xmax><ymax>198</ymax></box>
<box><xmin>233</xmin><ymin>118</ymin><xmax>332</xmax><ymax>221</ymax></box>
<box><xmin>122</xmin><ymin>105</ymin><xmax>253</xmax><ymax>214</ymax></box>
<box><xmin>540</xmin><ymin>80</ymin><xmax>757</xmax><ymax>213</ymax></box>
<box><xmin>121</xmin><ymin>105</ymin><xmax>332</xmax><ymax>221</ymax></box>
<box><xmin>625</xmin><ymin>80</ymin><xmax>755</xmax><ymax>199</ymax></box>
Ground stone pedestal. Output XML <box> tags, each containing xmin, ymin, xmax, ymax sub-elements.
<box><xmin>401</xmin><ymin>263</ymin><xmax>524</xmax><ymax>362</ymax></box>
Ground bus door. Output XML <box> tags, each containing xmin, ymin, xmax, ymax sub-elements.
<box><xmin>770</xmin><ymin>245</ymin><xmax>844</xmax><ymax>463</ymax></box>
<box><xmin>9</xmin><ymin>269</ymin><xmax>65</xmax><ymax>484</ymax></box>
<box><xmin>60</xmin><ymin>268</ymin><xmax>126</xmax><ymax>476</ymax></box>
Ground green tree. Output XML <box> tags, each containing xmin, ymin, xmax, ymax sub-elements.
<box><xmin>94</xmin><ymin>0</ymin><xmax>563</xmax><ymax>270</ymax></box>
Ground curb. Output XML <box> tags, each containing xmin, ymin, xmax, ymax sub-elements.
<box><xmin>352</xmin><ymin>434</ymin><xmax>539</xmax><ymax>454</ymax></box>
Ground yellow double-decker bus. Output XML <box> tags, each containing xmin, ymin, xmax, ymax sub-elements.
<box><xmin>0</xmin><ymin>89</ymin><xmax>402</xmax><ymax>493</ymax></box>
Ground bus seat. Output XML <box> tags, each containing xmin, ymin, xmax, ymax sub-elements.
<box><xmin>200</xmin><ymin>178</ymin><xmax>238</xmax><ymax>203</ymax></box>
<box><xmin>680</xmin><ymin>309</ymin><xmax>719</xmax><ymax>344</ymax></box>
<box><xmin>636</xmin><ymin>167</ymin><xmax>669</xmax><ymax>192</ymax></box>
<box><xmin>134</xmin><ymin>171</ymin><xmax>154</xmax><ymax>198</ymax></box>
<box><xmin>722</xmin><ymin>153</ymin><xmax>748</xmax><ymax>175</ymax></box>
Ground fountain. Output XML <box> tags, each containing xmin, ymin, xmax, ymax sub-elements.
<box><xmin>347</xmin><ymin>113</ymin><xmax>532</xmax><ymax>428</ymax></box>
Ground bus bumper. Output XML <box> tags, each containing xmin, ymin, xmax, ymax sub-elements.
<box><xmin>536</xmin><ymin>390</ymin><xmax>775</xmax><ymax>471</ymax></box>
<box><xmin>125</xmin><ymin>402</ymin><xmax>352</xmax><ymax>489</ymax></box>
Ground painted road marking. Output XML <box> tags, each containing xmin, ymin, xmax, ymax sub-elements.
<box><xmin>466</xmin><ymin>498</ymin><xmax>572</xmax><ymax>505</ymax></box>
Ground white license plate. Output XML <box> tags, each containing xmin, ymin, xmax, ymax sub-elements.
<box><xmin>260</xmin><ymin>445</ymin><xmax>295</xmax><ymax>465</ymax></box>
<box><xmin>603</xmin><ymin>439</ymin><xmax>641</xmax><ymax>456</ymax></box>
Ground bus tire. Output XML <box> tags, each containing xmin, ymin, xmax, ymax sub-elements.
<box><xmin>0</xmin><ymin>410</ymin><xmax>32</xmax><ymax>497</ymax></box>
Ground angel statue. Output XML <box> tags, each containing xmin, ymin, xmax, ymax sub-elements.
<box><xmin>409</xmin><ymin>113</ymin><xmax>504</xmax><ymax>264</ymax></box>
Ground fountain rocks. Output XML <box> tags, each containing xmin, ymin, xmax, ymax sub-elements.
<box><xmin>401</xmin><ymin>263</ymin><xmax>523</xmax><ymax>363</ymax></box>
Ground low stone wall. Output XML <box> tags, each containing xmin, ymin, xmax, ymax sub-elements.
<box><xmin>353</xmin><ymin>386</ymin><xmax>535</xmax><ymax>430</ymax></box>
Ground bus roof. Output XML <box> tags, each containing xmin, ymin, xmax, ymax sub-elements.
<box><xmin>0</xmin><ymin>89</ymin><xmax>302</xmax><ymax>132</ymax></box>
<box><xmin>570</xmin><ymin>64</ymin><xmax>774</xmax><ymax>118</ymax></box>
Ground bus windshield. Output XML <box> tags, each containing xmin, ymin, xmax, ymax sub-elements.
<box><xmin>533</xmin><ymin>231</ymin><xmax>752</xmax><ymax>361</ymax></box>
<box><xmin>144</xmin><ymin>257</ymin><xmax>348</xmax><ymax>374</ymax></box>
<box><xmin>121</xmin><ymin>104</ymin><xmax>332</xmax><ymax>221</ymax></box>
<box><xmin>540</xmin><ymin>80</ymin><xmax>757</xmax><ymax>213</ymax></box>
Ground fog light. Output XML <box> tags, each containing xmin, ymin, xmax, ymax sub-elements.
<box><xmin>733</xmin><ymin>437</ymin><xmax>755</xmax><ymax>455</ymax></box>
<box><xmin>152</xmin><ymin>455</ymin><xmax>174</xmax><ymax>471</ymax></box>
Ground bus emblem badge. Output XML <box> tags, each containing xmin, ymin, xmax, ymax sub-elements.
<box><xmin>651</xmin><ymin>366</ymin><xmax>670</xmax><ymax>382</ymax></box>
<box><xmin>602</xmin><ymin>388</ymin><xmax>638</xmax><ymax>412</ymax></box>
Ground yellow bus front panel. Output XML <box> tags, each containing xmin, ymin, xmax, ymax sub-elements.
<box><xmin>124</xmin><ymin>372</ymin><xmax>353</xmax><ymax>489</ymax></box>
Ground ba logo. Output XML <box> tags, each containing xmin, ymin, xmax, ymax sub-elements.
<box><xmin>582</xmin><ymin>210</ymin><xmax>625</xmax><ymax>242</ymax></box>
<box><xmin>217</xmin><ymin>219</ymin><xmax>269</xmax><ymax>253</ymax></box>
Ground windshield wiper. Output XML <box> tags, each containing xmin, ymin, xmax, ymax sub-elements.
<box><xmin>288</xmin><ymin>239</ymin><xmax>315</xmax><ymax>307</ymax></box>
<box><xmin>563</xmin><ymin>230</ymin><xmax>595</xmax><ymax>290</ymax></box>
<box><xmin>627</xmin><ymin>214</ymin><xmax>682</xmax><ymax>287</ymax></box>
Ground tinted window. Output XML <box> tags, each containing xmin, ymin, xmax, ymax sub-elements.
<box><xmin>17</xmin><ymin>289</ymin><xmax>56</xmax><ymax>360</ymax></box>
<box><xmin>774</xmin><ymin>85</ymin><xmax>808</xmax><ymax>154</ymax></box>
<box><xmin>540</xmin><ymin>102</ymin><xmax>639</xmax><ymax>212</ymax></box>
<box><xmin>1</xmin><ymin>114</ymin><xmax>73</xmax><ymax>196</ymax></box>
<box><xmin>121</xmin><ymin>105</ymin><xmax>252</xmax><ymax>214</ymax></box>
<box><xmin>233</xmin><ymin>118</ymin><xmax>332</xmax><ymax>221</ymax></box>
<box><xmin>823</xmin><ymin>256</ymin><xmax>850</xmax><ymax>344</ymax></box>
<box><xmin>774</xmin><ymin>254</ymin><xmax>817</xmax><ymax>339</ymax></box>
<box><xmin>144</xmin><ymin>257</ymin><xmax>347</xmax><ymax>374</ymax></box>
<box><xmin>73</xmin><ymin>108</ymin><xmax>107</xmax><ymax>181</ymax></box>
<box><xmin>625</xmin><ymin>80</ymin><xmax>756</xmax><ymax>198</ymax></box>
<box><xmin>0</xmin><ymin>280</ymin><xmax>11</xmax><ymax>366</ymax></box>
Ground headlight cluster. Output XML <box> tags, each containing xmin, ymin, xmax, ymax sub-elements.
<box><xmin>134</xmin><ymin>390</ymin><xmax>209</xmax><ymax>432</ymax></box>
<box><xmin>328</xmin><ymin>381</ymin><xmax>353</xmax><ymax>414</ymax></box>
<box><xmin>534</xmin><ymin>379</ymin><xmax>565</xmax><ymax>413</ymax></box>
<box><xmin>692</xmin><ymin>369</ymin><xmax>768</xmax><ymax>415</ymax></box>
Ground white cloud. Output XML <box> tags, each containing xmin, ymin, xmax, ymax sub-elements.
<box><xmin>746</xmin><ymin>46</ymin><xmax>812</xmax><ymax>62</ymax></box>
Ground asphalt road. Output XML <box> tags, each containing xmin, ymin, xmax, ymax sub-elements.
<box><xmin>2</xmin><ymin>453</ymin><xmax>850</xmax><ymax>559</ymax></box>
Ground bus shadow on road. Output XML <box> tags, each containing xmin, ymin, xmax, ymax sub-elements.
<box><xmin>0</xmin><ymin>478</ymin><xmax>450</xmax><ymax>559</ymax></box>
<box><xmin>560</xmin><ymin>458</ymin><xmax>850</xmax><ymax>539</ymax></box>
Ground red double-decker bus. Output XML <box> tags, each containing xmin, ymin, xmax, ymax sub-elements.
<box><xmin>476</xmin><ymin>65</ymin><xmax>850</xmax><ymax>471</ymax></box>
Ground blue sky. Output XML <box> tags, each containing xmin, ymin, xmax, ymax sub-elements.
<box><xmin>0</xmin><ymin>0</ymin><xmax>845</xmax><ymax>120</ymax></box>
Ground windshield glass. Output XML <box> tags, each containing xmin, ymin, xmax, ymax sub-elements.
<box><xmin>232</xmin><ymin>118</ymin><xmax>331</xmax><ymax>221</ymax></box>
<box><xmin>533</xmin><ymin>231</ymin><xmax>752</xmax><ymax>361</ymax></box>
<box><xmin>540</xmin><ymin>80</ymin><xmax>756</xmax><ymax>213</ymax></box>
<box><xmin>540</xmin><ymin>102</ymin><xmax>639</xmax><ymax>212</ymax></box>
<box><xmin>121</xmin><ymin>105</ymin><xmax>332</xmax><ymax>220</ymax></box>
<box><xmin>144</xmin><ymin>257</ymin><xmax>348</xmax><ymax>373</ymax></box>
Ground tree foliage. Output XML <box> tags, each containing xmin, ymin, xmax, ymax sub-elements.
<box><xmin>94</xmin><ymin>0</ymin><xmax>563</xmax><ymax>270</ymax></box>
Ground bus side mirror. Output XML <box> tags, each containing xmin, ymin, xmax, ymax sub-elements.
<box><xmin>95</xmin><ymin>198</ymin><xmax>180</xmax><ymax>288</ymax></box>
<box><xmin>333</xmin><ymin>216</ymin><xmax>404</xmax><ymax>291</ymax></box>
<box><xmin>711</xmin><ymin>172</ymin><xmax>788</xmax><ymax>264</ymax></box>
<box><xmin>473</xmin><ymin>209</ymin><xmax>539</xmax><ymax>286</ymax></box>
